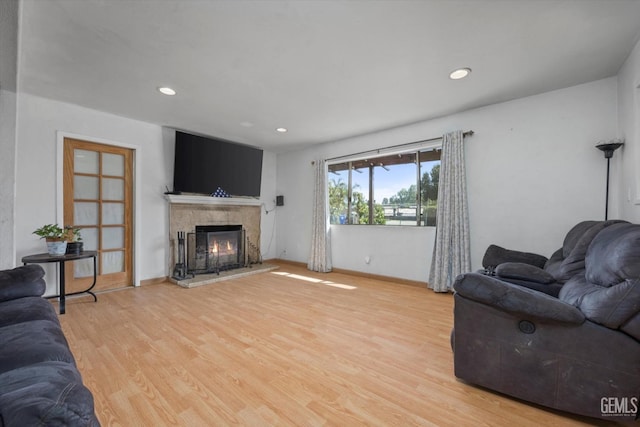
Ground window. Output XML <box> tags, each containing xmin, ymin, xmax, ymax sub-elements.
<box><xmin>328</xmin><ymin>148</ymin><xmax>441</xmax><ymax>226</ymax></box>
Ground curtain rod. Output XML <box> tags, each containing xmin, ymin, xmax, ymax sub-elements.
<box><xmin>320</xmin><ymin>130</ymin><xmax>474</xmax><ymax>164</ymax></box>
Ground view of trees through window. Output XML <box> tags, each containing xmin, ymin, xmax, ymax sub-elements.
<box><xmin>328</xmin><ymin>148</ymin><xmax>441</xmax><ymax>226</ymax></box>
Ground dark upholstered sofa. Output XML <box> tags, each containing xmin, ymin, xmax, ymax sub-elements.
<box><xmin>481</xmin><ymin>220</ymin><xmax>627</xmax><ymax>296</ymax></box>
<box><xmin>453</xmin><ymin>222</ymin><xmax>640</xmax><ymax>422</ymax></box>
<box><xmin>0</xmin><ymin>265</ymin><xmax>100</xmax><ymax>426</ymax></box>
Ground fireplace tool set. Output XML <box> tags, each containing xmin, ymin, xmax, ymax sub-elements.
<box><xmin>172</xmin><ymin>231</ymin><xmax>191</xmax><ymax>280</ymax></box>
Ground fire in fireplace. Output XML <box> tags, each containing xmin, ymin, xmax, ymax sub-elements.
<box><xmin>186</xmin><ymin>225</ymin><xmax>245</xmax><ymax>275</ymax></box>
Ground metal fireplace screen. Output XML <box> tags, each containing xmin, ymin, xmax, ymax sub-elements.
<box><xmin>187</xmin><ymin>226</ymin><xmax>245</xmax><ymax>274</ymax></box>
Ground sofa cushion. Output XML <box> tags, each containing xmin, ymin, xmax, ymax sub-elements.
<box><xmin>0</xmin><ymin>296</ymin><xmax>59</xmax><ymax>328</ymax></box>
<box><xmin>482</xmin><ymin>244</ymin><xmax>547</xmax><ymax>269</ymax></box>
<box><xmin>554</xmin><ymin>222</ymin><xmax>604</xmax><ymax>282</ymax></box>
<box><xmin>560</xmin><ymin>220</ymin><xmax>600</xmax><ymax>259</ymax></box>
<box><xmin>585</xmin><ymin>222</ymin><xmax>640</xmax><ymax>287</ymax></box>
<box><xmin>542</xmin><ymin>248</ymin><xmax>563</xmax><ymax>276</ymax></box>
<box><xmin>0</xmin><ymin>361</ymin><xmax>99</xmax><ymax>426</ymax></box>
<box><xmin>559</xmin><ymin>223</ymin><xmax>640</xmax><ymax>334</ymax></box>
<box><xmin>0</xmin><ymin>265</ymin><xmax>45</xmax><ymax>303</ymax></box>
<box><xmin>560</xmin><ymin>275</ymin><xmax>640</xmax><ymax>332</ymax></box>
<box><xmin>621</xmin><ymin>312</ymin><xmax>640</xmax><ymax>341</ymax></box>
<box><xmin>495</xmin><ymin>262</ymin><xmax>556</xmax><ymax>284</ymax></box>
<box><xmin>0</xmin><ymin>320</ymin><xmax>76</xmax><ymax>375</ymax></box>
<box><xmin>454</xmin><ymin>273</ymin><xmax>585</xmax><ymax>324</ymax></box>
<box><xmin>541</xmin><ymin>220</ymin><xmax>626</xmax><ymax>283</ymax></box>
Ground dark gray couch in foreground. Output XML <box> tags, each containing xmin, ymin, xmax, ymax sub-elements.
<box><xmin>453</xmin><ymin>222</ymin><xmax>640</xmax><ymax>422</ymax></box>
<box><xmin>0</xmin><ymin>265</ymin><xmax>100</xmax><ymax>426</ymax></box>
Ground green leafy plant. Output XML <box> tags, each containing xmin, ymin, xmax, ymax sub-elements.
<box><xmin>63</xmin><ymin>226</ymin><xmax>82</xmax><ymax>242</ymax></box>
<box><xmin>33</xmin><ymin>224</ymin><xmax>65</xmax><ymax>241</ymax></box>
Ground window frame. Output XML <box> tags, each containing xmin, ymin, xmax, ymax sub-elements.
<box><xmin>327</xmin><ymin>141</ymin><xmax>441</xmax><ymax>227</ymax></box>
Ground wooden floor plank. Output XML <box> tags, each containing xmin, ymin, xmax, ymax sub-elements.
<box><xmin>57</xmin><ymin>262</ymin><xmax>615</xmax><ymax>426</ymax></box>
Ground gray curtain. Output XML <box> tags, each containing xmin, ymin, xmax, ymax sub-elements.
<box><xmin>308</xmin><ymin>159</ymin><xmax>332</xmax><ymax>272</ymax></box>
<box><xmin>428</xmin><ymin>130</ymin><xmax>471</xmax><ymax>292</ymax></box>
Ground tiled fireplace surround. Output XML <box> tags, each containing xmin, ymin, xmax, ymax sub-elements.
<box><xmin>166</xmin><ymin>195</ymin><xmax>261</xmax><ymax>276</ymax></box>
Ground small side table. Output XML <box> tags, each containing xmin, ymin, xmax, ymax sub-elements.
<box><xmin>22</xmin><ymin>251</ymin><xmax>98</xmax><ymax>314</ymax></box>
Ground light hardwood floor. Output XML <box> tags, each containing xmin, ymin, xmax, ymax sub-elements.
<box><xmin>57</xmin><ymin>262</ymin><xmax>614</xmax><ymax>426</ymax></box>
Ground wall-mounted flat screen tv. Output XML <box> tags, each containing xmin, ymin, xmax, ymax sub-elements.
<box><xmin>173</xmin><ymin>131</ymin><xmax>263</xmax><ymax>197</ymax></box>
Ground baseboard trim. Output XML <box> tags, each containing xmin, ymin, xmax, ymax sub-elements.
<box><xmin>141</xmin><ymin>262</ymin><xmax>429</xmax><ymax>289</ymax></box>
<box><xmin>140</xmin><ymin>276</ymin><xmax>170</xmax><ymax>286</ymax></box>
<box><xmin>270</xmin><ymin>258</ymin><xmax>427</xmax><ymax>288</ymax></box>
<box><xmin>266</xmin><ymin>258</ymin><xmax>305</xmax><ymax>267</ymax></box>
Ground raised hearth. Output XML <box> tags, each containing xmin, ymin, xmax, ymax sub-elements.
<box><xmin>170</xmin><ymin>263</ymin><xmax>278</xmax><ymax>288</ymax></box>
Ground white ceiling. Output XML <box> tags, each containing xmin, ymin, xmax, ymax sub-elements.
<box><xmin>16</xmin><ymin>0</ymin><xmax>640</xmax><ymax>152</ymax></box>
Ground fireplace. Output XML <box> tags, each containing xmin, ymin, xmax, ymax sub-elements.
<box><xmin>186</xmin><ymin>225</ymin><xmax>245</xmax><ymax>275</ymax></box>
<box><xmin>166</xmin><ymin>195</ymin><xmax>262</xmax><ymax>285</ymax></box>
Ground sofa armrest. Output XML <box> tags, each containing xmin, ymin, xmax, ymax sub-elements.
<box><xmin>482</xmin><ymin>244</ymin><xmax>548</xmax><ymax>269</ymax></box>
<box><xmin>453</xmin><ymin>272</ymin><xmax>585</xmax><ymax>324</ymax></box>
<box><xmin>0</xmin><ymin>265</ymin><xmax>46</xmax><ymax>302</ymax></box>
<box><xmin>495</xmin><ymin>262</ymin><xmax>556</xmax><ymax>284</ymax></box>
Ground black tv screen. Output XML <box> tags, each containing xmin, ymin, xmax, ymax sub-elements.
<box><xmin>173</xmin><ymin>131</ymin><xmax>263</xmax><ymax>197</ymax></box>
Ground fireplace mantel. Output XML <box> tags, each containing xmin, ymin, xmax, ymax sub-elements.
<box><xmin>165</xmin><ymin>194</ymin><xmax>261</xmax><ymax>206</ymax></box>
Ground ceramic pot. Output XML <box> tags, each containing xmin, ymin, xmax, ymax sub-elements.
<box><xmin>46</xmin><ymin>240</ymin><xmax>67</xmax><ymax>256</ymax></box>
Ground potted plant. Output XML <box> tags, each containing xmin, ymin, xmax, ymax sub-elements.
<box><xmin>63</xmin><ymin>226</ymin><xmax>83</xmax><ymax>255</ymax></box>
<box><xmin>63</xmin><ymin>225</ymin><xmax>84</xmax><ymax>255</ymax></box>
<box><xmin>33</xmin><ymin>224</ymin><xmax>67</xmax><ymax>256</ymax></box>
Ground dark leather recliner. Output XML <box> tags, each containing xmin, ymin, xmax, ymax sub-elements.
<box><xmin>481</xmin><ymin>220</ymin><xmax>627</xmax><ymax>296</ymax></box>
<box><xmin>452</xmin><ymin>222</ymin><xmax>640</xmax><ymax>422</ymax></box>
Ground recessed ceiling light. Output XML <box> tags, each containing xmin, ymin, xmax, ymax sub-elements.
<box><xmin>276</xmin><ymin>127</ymin><xmax>288</xmax><ymax>133</ymax></box>
<box><xmin>158</xmin><ymin>87</ymin><xmax>176</xmax><ymax>96</ymax></box>
<box><xmin>449</xmin><ymin>68</ymin><xmax>471</xmax><ymax>80</ymax></box>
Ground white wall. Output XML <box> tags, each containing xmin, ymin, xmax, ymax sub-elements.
<box><xmin>616</xmin><ymin>37</ymin><xmax>640</xmax><ymax>223</ymax></box>
<box><xmin>9</xmin><ymin>68</ymin><xmax>627</xmax><ymax>288</ymax></box>
<box><xmin>0</xmin><ymin>0</ymin><xmax>19</xmax><ymax>269</ymax></box>
<box><xmin>12</xmin><ymin>94</ymin><xmax>276</xmax><ymax>294</ymax></box>
<box><xmin>15</xmin><ymin>93</ymin><xmax>278</xmax><ymax>294</ymax></box>
<box><xmin>15</xmin><ymin>93</ymin><xmax>168</xmax><ymax>294</ymax></box>
<box><xmin>0</xmin><ymin>89</ymin><xmax>17</xmax><ymax>270</ymax></box>
<box><xmin>259</xmin><ymin>150</ymin><xmax>278</xmax><ymax>260</ymax></box>
<box><xmin>276</xmin><ymin>78</ymin><xmax>618</xmax><ymax>283</ymax></box>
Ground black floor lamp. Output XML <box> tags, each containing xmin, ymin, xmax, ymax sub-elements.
<box><xmin>596</xmin><ymin>139</ymin><xmax>624</xmax><ymax>220</ymax></box>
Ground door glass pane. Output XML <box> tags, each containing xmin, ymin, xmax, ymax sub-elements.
<box><xmin>74</xmin><ymin>257</ymin><xmax>97</xmax><ymax>278</ymax></box>
<box><xmin>80</xmin><ymin>228</ymin><xmax>98</xmax><ymax>251</ymax></box>
<box><xmin>74</xmin><ymin>202</ymin><xmax>98</xmax><ymax>226</ymax></box>
<box><xmin>103</xmin><ymin>153</ymin><xmax>124</xmax><ymax>177</ymax></box>
<box><xmin>102</xmin><ymin>227</ymin><xmax>124</xmax><ymax>249</ymax></box>
<box><xmin>103</xmin><ymin>203</ymin><xmax>124</xmax><ymax>225</ymax></box>
<box><xmin>102</xmin><ymin>251</ymin><xmax>124</xmax><ymax>274</ymax></box>
<box><xmin>102</xmin><ymin>178</ymin><xmax>124</xmax><ymax>200</ymax></box>
<box><xmin>74</xmin><ymin>176</ymin><xmax>99</xmax><ymax>199</ymax></box>
<box><xmin>74</xmin><ymin>149</ymin><xmax>99</xmax><ymax>174</ymax></box>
